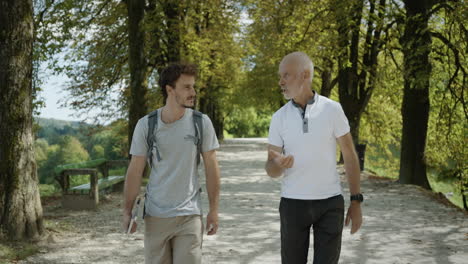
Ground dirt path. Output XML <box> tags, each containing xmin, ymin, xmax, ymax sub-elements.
<box><xmin>19</xmin><ymin>139</ymin><xmax>467</xmax><ymax>264</ymax></box>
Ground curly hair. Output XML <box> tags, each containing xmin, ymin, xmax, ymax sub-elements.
<box><xmin>159</xmin><ymin>63</ymin><xmax>198</xmax><ymax>102</ymax></box>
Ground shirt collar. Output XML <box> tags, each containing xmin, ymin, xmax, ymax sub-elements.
<box><xmin>291</xmin><ymin>90</ymin><xmax>317</xmax><ymax>110</ymax></box>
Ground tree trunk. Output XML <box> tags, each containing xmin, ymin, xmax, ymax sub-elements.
<box><xmin>320</xmin><ymin>70</ymin><xmax>332</xmax><ymax>98</ymax></box>
<box><xmin>398</xmin><ymin>0</ymin><xmax>434</xmax><ymax>189</ymax></box>
<box><xmin>0</xmin><ymin>0</ymin><xmax>44</xmax><ymax>240</ymax></box>
<box><xmin>125</xmin><ymin>0</ymin><xmax>148</xmax><ymax>151</ymax></box>
<box><xmin>191</xmin><ymin>5</ymin><xmax>224</xmax><ymax>140</ymax></box>
<box><xmin>163</xmin><ymin>0</ymin><xmax>181</xmax><ymax>63</ymax></box>
<box><xmin>199</xmin><ymin>91</ymin><xmax>224</xmax><ymax>140</ymax></box>
<box><xmin>335</xmin><ymin>0</ymin><xmax>385</xmax><ymax>144</ymax></box>
<box><xmin>335</xmin><ymin>0</ymin><xmax>364</xmax><ymax>144</ymax></box>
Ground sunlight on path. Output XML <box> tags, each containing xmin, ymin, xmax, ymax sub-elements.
<box><xmin>20</xmin><ymin>139</ymin><xmax>468</xmax><ymax>264</ymax></box>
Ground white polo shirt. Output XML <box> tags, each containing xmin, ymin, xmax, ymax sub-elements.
<box><xmin>268</xmin><ymin>93</ymin><xmax>350</xmax><ymax>200</ymax></box>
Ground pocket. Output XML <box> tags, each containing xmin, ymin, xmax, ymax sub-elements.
<box><xmin>336</xmin><ymin>194</ymin><xmax>344</xmax><ymax>209</ymax></box>
<box><xmin>328</xmin><ymin>194</ymin><xmax>345</xmax><ymax>210</ymax></box>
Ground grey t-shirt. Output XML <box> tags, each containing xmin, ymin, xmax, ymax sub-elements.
<box><xmin>130</xmin><ymin>108</ymin><xmax>219</xmax><ymax>218</ymax></box>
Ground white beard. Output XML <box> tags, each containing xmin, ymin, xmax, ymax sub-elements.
<box><xmin>282</xmin><ymin>84</ymin><xmax>302</xmax><ymax>100</ymax></box>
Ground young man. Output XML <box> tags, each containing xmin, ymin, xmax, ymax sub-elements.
<box><xmin>123</xmin><ymin>63</ymin><xmax>221</xmax><ymax>264</ymax></box>
<box><xmin>265</xmin><ymin>52</ymin><xmax>363</xmax><ymax>264</ymax></box>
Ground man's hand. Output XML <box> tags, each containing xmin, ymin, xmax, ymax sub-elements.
<box><xmin>206</xmin><ymin>211</ymin><xmax>219</xmax><ymax>235</ymax></box>
<box><xmin>345</xmin><ymin>202</ymin><xmax>362</xmax><ymax>234</ymax></box>
<box><xmin>123</xmin><ymin>155</ymin><xmax>145</xmax><ymax>234</ymax></box>
<box><xmin>122</xmin><ymin>210</ymin><xmax>137</xmax><ymax>234</ymax></box>
<box><xmin>269</xmin><ymin>149</ymin><xmax>294</xmax><ymax>169</ymax></box>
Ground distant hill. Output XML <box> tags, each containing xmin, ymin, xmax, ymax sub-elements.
<box><xmin>35</xmin><ymin>117</ymin><xmax>89</xmax><ymax>129</ymax></box>
<box><xmin>34</xmin><ymin>117</ymin><xmax>94</xmax><ymax>144</ymax></box>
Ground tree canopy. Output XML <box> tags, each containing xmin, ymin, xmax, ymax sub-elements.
<box><xmin>32</xmin><ymin>0</ymin><xmax>467</xmax><ymax>208</ymax></box>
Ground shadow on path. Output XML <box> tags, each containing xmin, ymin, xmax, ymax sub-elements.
<box><xmin>19</xmin><ymin>139</ymin><xmax>468</xmax><ymax>264</ymax></box>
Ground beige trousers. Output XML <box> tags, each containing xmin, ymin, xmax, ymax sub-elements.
<box><xmin>144</xmin><ymin>215</ymin><xmax>203</xmax><ymax>264</ymax></box>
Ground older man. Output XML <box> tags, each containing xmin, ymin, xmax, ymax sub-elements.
<box><xmin>265</xmin><ymin>52</ymin><xmax>363</xmax><ymax>264</ymax></box>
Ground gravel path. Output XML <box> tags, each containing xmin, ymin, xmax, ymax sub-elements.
<box><xmin>19</xmin><ymin>139</ymin><xmax>468</xmax><ymax>264</ymax></box>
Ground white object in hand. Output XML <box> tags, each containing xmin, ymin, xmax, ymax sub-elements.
<box><xmin>127</xmin><ymin>197</ymin><xmax>141</xmax><ymax>234</ymax></box>
<box><xmin>127</xmin><ymin>217</ymin><xmax>136</xmax><ymax>234</ymax></box>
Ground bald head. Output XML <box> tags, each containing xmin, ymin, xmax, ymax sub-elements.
<box><xmin>280</xmin><ymin>52</ymin><xmax>314</xmax><ymax>83</ymax></box>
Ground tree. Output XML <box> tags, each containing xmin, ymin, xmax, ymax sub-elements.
<box><xmin>183</xmin><ymin>0</ymin><xmax>244</xmax><ymax>139</ymax></box>
<box><xmin>56</xmin><ymin>136</ymin><xmax>90</xmax><ymax>165</ymax></box>
<box><xmin>426</xmin><ymin>1</ymin><xmax>468</xmax><ymax>208</ymax></box>
<box><xmin>333</xmin><ymin>0</ymin><xmax>388</xmax><ymax>144</ymax></box>
<box><xmin>242</xmin><ymin>0</ymin><xmax>340</xmax><ymax>133</ymax></box>
<box><xmin>34</xmin><ymin>0</ymin><xmax>245</xmax><ymax>141</ymax></box>
<box><xmin>0</xmin><ymin>0</ymin><xmax>44</xmax><ymax>240</ymax></box>
<box><xmin>125</xmin><ymin>0</ymin><xmax>149</xmax><ymax>151</ymax></box>
<box><xmin>38</xmin><ymin>136</ymin><xmax>90</xmax><ymax>184</ymax></box>
<box><xmin>397</xmin><ymin>0</ymin><xmax>437</xmax><ymax>189</ymax></box>
<box><xmin>91</xmin><ymin>145</ymin><xmax>105</xmax><ymax>159</ymax></box>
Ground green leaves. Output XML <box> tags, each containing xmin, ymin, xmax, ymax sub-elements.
<box><xmin>33</xmin><ymin>0</ymin><xmax>466</xmax><ymax>199</ymax></box>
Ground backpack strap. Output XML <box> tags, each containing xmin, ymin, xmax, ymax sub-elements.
<box><xmin>147</xmin><ymin>109</ymin><xmax>161</xmax><ymax>168</ymax></box>
<box><xmin>192</xmin><ymin>110</ymin><xmax>203</xmax><ymax>165</ymax></box>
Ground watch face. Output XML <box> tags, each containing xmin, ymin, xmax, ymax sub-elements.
<box><xmin>351</xmin><ymin>194</ymin><xmax>364</xmax><ymax>202</ymax></box>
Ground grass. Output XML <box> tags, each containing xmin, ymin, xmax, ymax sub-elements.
<box><xmin>365</xmin><ymin>152</ymin><xmax>465</xmax><ymax>210</ymax></box>
<box><xmin>223</xmin><ymin>130</ymin><xmax>235</xmax><ymax>139</ymax></box>
<box><xmin>108</xmin><ymin>168</ymin><xmax>126</xmax><ymax>176</ymax></box>
<box><xmin>39</xmin><ymin>184</ymin><xmax>60</xmax><ymax>197</ymax></box>
<box><xmin>0</xmin><ymin>184</ymin><xmax>79</xmax><ymax>263</ymax></box>
<box><xmin>41</xmin><ymin>168</ymin><xmax>128</xmax><ymax>191</ymax></box>
<box><xmin>428</xmin><ymin>172</ymin><xmax>464</xmax><ymax>209</ymax></box>
<box><xmin>1</xmin><ymin>168</ymin><xmax>128</xmax><ymax>263</ymax></box>
<box><xmin>0</xmin><ymin>240</ymin><xmax>40</xmax><ymax>264</ymax></box>
<box><xmin>43</xmin><ymin>218</ymin><xmax>76</xmax><ymax>233</ymax></box>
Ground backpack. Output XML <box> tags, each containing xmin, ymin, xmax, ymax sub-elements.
<box><xmin>146</xmin><ymin>109</ymin><xmax>203</xmax><ymax>168</ymax></box>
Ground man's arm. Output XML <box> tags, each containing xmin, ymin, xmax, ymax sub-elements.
<box><xmin>337</xmin><ymin>132</ymin><xmax>362</xmax><ymax>234</ymax></box>
<box><xmin>265</xmin><ymin>144</ymin><xmax>294</xmax><ymax>178</ymax></box>
<box><xmin>122</xmin><ymin>155</ymin><xmax>146</xmax><ymax>233</ymax></box>
<box><xmin>202</xmin><ymin>149</ymin><xmax>220</xmax><ymax>235</ymax></box>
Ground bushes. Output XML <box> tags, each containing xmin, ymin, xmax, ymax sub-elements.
<box><xmin>35</xmin><ymin>118</ymin><xmax>128</xmax><ymax>184</ymax></box>
<box><xmin>36</xmin><ymin>135</ymin><xmax>89</xmax><ymax>184</ymax></box>
<box><xmin>224</xmin><ymin>107</ymin><xmax>271</xmax><ymax>138</ymax></box>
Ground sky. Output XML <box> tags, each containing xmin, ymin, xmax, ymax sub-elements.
<box><xmin>38</xmin><ymin>69</ymin><xmax>102</xmax><ymax>122</ymax></box>
<box><xmin>38</xmin><ymin>73</ymin><xmax>77</xmax><ymax>121</ymax></box>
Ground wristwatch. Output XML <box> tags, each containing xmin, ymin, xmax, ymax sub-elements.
<box><xmin>350</xmin><ymin>193</ymin><xmax>364</xmax><ymax>203</ymax></box>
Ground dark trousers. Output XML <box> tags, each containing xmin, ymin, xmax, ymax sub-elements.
<box><xmin>279</xmin><ymin>195</ymin><xmax>345</xmax><ymax>264</ymax></box>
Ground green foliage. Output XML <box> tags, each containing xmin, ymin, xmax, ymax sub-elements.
<box><xmin>243</xmin><ymin>0</ymin><xmax>339</xmax><ymax>111</ymax></box>
<box><xmin>34</xmin><ymin>138</ymin><xmax>49</xmax><ymax>167</ymax></box>
<box><xmin>57</xmin><ymin>136</ymin><xmax>89</xmax><ymax>164</ymax></box>
<box><xmin>0</xmin><ymin>242</ymin><xmax>39</xmax><ymax>263</ymax></box>
<box><xmin>91</xmin><ymin>145</ymin><xmax>105</xmax><ymax>159</ymax></box>
<box><xmin>39</xmin><ymin>184</ymin><xmax>59</xmax><ymax>197</ymax></box>
<box><xmin>35</xmin><ymin>117</ymin><xmax>91</xmax><ymax>144</ymax></box>
<box><xmin>37</xmin><ymin>135</ymin><xmax>89</xmax><ymax>184</ymax></box>
<box><xmin>224</xmin><ymin>107</ymin><xmax>271</xmax><ymax>137</ymax></box>
<box><xmin>85</xmin><ymin>119</ymin><xmax>129</xmax><ymax>160</ymax></box>
<box><xmin>428</xmin><ymin>172</ymin><xmax>465</xmax><ymax>209</ymax></box>
<box><xmin>34</xmin><ymin>0</ymin><xmax>129</xmax><ymax>121</ymax></box>
<box><xmin>359</xmin><ymin>50</ymin><xmax>404</xmax><ymax>178</ymax></box>
<box><xmin>35</xmin><ymin>117</ymin><xmax>129</xmax><ymax>185</ymax></box>
<box><xmin>425</xmin><ymin>2</ymin><xmax>467</xmax><ymax>202</ymax></box>
<box><xmin>69</xmin><ymin>175</ymin><xmax>92</xmax><ymax>188</ymax></box>
<box><xmin>53</xmin><ymin>158</ymin><xmax>105</xmax><ymax>176</ymax></box>
<box><xmin>32</xmin><ymin>1</ymin><xmax>467</xmax><ymax>208</ymax></box>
